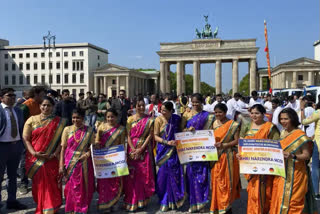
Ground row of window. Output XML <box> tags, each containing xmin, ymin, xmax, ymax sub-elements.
<box><xmin>4</xmin><ymin>51</ymin><xmax>86</xmax><ymax>59</ymax></box>
<box><xmin>4</xmin><ymin>61</ymin><xmax>84</xmax><ymax>71</ymax></box>
<box><xmin>4</xmin><ymin>73</ymin><xmax>85</xmax><ymax>85</ymax></box>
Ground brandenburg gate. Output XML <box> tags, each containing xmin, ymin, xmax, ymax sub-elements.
<box><xmin>157</xmin><ymin>38</ymin><xmax>259</xmax><ymax>95</ymax></box>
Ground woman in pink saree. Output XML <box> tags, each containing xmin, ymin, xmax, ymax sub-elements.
<box><xmin>95</xmin><ymin>108</ymin><xmax>126</xmax><ymax>212</ymax></box>
<box><xmin>123</xmin><ymin>98</ymin><xmax>155</xmax><ymax>211</ymax></box>
<box><xmin>59</xmin><ymin>109</ymin><xmax>95</xmax><ymax>214</ymax></box>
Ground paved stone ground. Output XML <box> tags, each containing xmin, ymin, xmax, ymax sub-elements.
<box><xmin>0</xmin><ymin>175</ymin><xmax>319</xmax><ymax>213</ymax></box>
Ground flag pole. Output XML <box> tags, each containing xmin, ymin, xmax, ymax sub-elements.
<box><xmin>264</xmin><ymin>20</ymin><xmax>272</xmax><ymax>94</ymax></box>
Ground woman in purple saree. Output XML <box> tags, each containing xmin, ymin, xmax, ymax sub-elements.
<box><xmin>154</xmin><ymin>102</ymin><xmax>186</xmax><ymax>212</ymax></box>
<box><xmin>123</xmin><ymin>98</ymin><xmax>155</xmax><ymax>212</ymax></box>
<box><xmin>95</xmin><ymin>108</ymin><xmax>126</xmax><ymax>212</ymax></box>
<box><xmin>59</xmin><ymin>109</ymin><xmax>95</xmax><ymax>214</ymax></box>
<box><xmin>181</xmin><ymin>93</ymin><xmax>215</xmax><ymax>213</ymax></box>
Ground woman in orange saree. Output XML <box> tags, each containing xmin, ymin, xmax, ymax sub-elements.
<box><xmin>23</xmin><ymin>97</ymin><xmax>67</xmax><ymax>214</ymax></box>
<box><xmin>269</xmin><ymin>108</ymin><xmax>317</xmax><ymax>214</ymax></box>
<box><xmin>239</xmin><ymin>104</ymin><xmax>280</xmax><ymax>214</ymax></box>
<box><xmin>210</xmin><ymin>103</ymin><xmax>240</xmax><ymax>214</ymax></box>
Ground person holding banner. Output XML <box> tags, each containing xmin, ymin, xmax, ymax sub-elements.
<box><xmin>269</xmin><ymin>108</ymin><xmax>316</xmax><ymax>214</ymax></box>
<box><xmin>95</xmin><ymin>108</ymin><xmax>126</xmax><ymax>212</ymax></box>
<box><xmin>239</xmin><ymin>104</ymin><xmax>280</xmax><ymax>214</ymax></box>
<box><xmin>210</xmin><ymin>103</ymin><xmax>241</xmax><ymax>214</ymax></box>
<box><xmin>123</xmin><ymin>98</ymin><xmax>155</xmax><ymax>212</ymax></box>
<box><xmin>154</xmin><ymin>101</ymin><xmax>186</xmax><ymax>212</ymax></box>
<box><xmin>59</xmin><ymin>108</ymin><xmax>95</xmax><ymax>214</ymax></box>
<box><xmin>23</xmin><ymin>96</ymin><xmax>67</xmax><ymax>214</ymax></box>
<box><xmin>181</xmin><ymin>93</ymin><xmax>214</xmax><ymax>213</ymax></box>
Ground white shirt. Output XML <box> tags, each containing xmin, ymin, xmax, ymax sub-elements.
<box><xmin>145</xmin><ymin>103</ymin><xmax>161</xmax><ymax>117</ymax></box>
<box><xmin>203</xmin><ymin>104</ymin><xmax>214</xmax><ymax>113</ymax></box>
<box><xmin>0</xmin><ymin>103</ymin><xmax>21</xmax><ymax>142</ymax></box>
<box><xmin>272</xmin><ymin>106</ymin><xmax>283</xmax><ymax>132</ymax></box>
<box><xmin>301</xmin><ymin>107</ymin><xmax>315</xmax><ymax>137</ymax></box>
<box><xmin>226</xmin><ymin>98</ymin><xmax>247</xmax><ymax>119</ymax></box>
<box><xmin>144</xmin><ymin>97</ymin><xmax>149</xmax><ymax>105</ymax></box>
<box><xmin>285</xmin><ymin>100</ymin><xmax>300</xmax><ymax>112</ymax></box>
<box><xmin>264</xmin><ymin>101</ymin><xmax>273</xmax><ymax>114</ymax></box>
<box><xmin>249</xmin><ymin>98</ymin><xmax>263</xmax><ymax>107</ymax></box>
<box><xmin>211</xmin><ymin>101</ymin><xmax>226</xmax><ymax>111</ymax></box>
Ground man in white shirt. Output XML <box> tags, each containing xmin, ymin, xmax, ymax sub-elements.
<box><xmin>0</xmin><ymin>88</ymin><xmax>27</xmax><ymax>211</ymax></box>
<box><xmin>164</xmin><ymin>93</ymin><xmax>177</xmax><ymax>114</ymax></box>
<box><xmin>271</xmin><ymin>98</ymin><xmax>283</xmax><ymax>132</ymax></box>
<box><xmin>211</xmin><ymin>94</ymin><xmax>225</xmax><ymax>110</ymax></box>
<box><xmin>263</xmin><ymin>94</ymin><xmax>273</xmax><ymax>114</ymax></box>
<box><xmin>285</xmin><ymin>95</ymin><xmax>300</xmax><ymax>112</ymax></box>
<box><xmin>249</xmin><ymin>91</ymin><xmax>264</xmax><ymax>107</ymax></box>
<box><xmin>145</xmin><ymin>94</ymin><xmax>162</xmax><ymax>117</ymax></box>
<box><xmin>227</xmin><ymin>93</ymin><xmax>247</xmax><ymax>120</ymax></box>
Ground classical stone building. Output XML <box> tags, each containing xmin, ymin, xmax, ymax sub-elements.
<box><xmin>93</xmin><ymin>64</ymin><xmax>159</xmax><ymax>98</ymax></box>
<box><xmin>258</xmin><ymin>57</ymin><xmax>320</xmax><ymax>90</ymax></box>
<box><xmin>0</xmin><ymin>40</ymin><xmax>109</xmax><ymax>96</ymax></box>
<box><xmin>157</xmin><ymin>38</ymin><xmax>259</xmax><ymax>95</ymax></box>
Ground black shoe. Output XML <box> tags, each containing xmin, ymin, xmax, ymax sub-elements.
<box><xmin>315</xmin><ymin>194</ymin><xmax>320</xmax><ymax>200</ymax></box>
<box><xmin>18</xmin><ymin>185</ymin><xmax>28</xmax><ymax>195</ymax></box>
<box><xmin>6</xmin><ymin>201</ymin><xmax>27</xmax><ymax>210</ymax></box>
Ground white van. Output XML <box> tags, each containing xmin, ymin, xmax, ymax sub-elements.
<box><xmin>280</xmin><ymin>88</ymin><xmax>303</xmax><ymax>98</ymax></box>
<box><xmin>306</xmin><ymin>86</ymin><xmax>320</xmax><ymax>103</ymax></box>
<box><xmin>272</xmin><ymin>89</ymin><xmax>282</xmax><ymax>97</ymax></box>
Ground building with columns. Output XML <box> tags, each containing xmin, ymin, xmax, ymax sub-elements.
<box><xmin>93</xmin><ymin>64</ymin><xmax>159</xmax><ymax>98</ymax></box>
<box><xmin>0</xmin><ymin>40</ymin><xmax>109</xmax><ymax>96</ymax></box>
<box><xmin>259</xmin><ymin>57</ymin><xmax>320</xmax><ymax>90</ymax></box>
<box><xmin>157</xmin><ymin>38</ymin><xmax>259</xmax><ymax>95</ymax></box>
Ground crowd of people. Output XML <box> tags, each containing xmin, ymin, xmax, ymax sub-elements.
<box><xmin>0</xmin><ymin>85</ymin><xmax>320</xmax><ymax>214</ymax></box>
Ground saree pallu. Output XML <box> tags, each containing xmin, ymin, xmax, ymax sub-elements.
<box><xmin>185</xmin><ymin>111</ymin><xmax>214</xmax><ymax>212</ymax></box>
<box><xmin>97</xmin><ymin>125</ymin><xmax>125</xmax><ymax>211</ymax></box>
<box><xmin>210</xmin><ymin>120</ymin><xmax>240</xmax><ymax>214</ymax></box>
<box><xmin>25</xmin><ymin>116</ymin><xmax>67</xmax><ymax>214</ymax></box>
<box><xmin>269</xmin><ymin>130</ymin><xmax>317</xmax><ymax>214</ymax></box>
<box><xmin>64</xmin><ymin>126</ymin><xmax>95</xmax><ymax>214</ymax></box>
<box><xmin>123</xmin><ymin>116</ymin><xmax>155</xmax><ymax>211</ymax></box>
<box><xmin>244</xmin><ymin>121</ymin><xmax>278</xmax><ymax>214</ymax></box>
<box><xmin>156</xmin><ymin>114</ymin><xmax>186</xmax><ymax>211</ymax></box>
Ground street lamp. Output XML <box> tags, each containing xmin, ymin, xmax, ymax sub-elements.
<box><xmin>43</xmin><ymin>31</ymin><xmax>56</xmax><ymax>88</ymax></box>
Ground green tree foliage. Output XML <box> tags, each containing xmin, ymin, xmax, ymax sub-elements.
<box><xmin>169</xmin><ymin>72</ymin><xmax>215</xmax><ymax>95</ymax></box>
<box><xmin>239</xmin><ymin>73</ymin><xmax>249</xmax><ymax>96</ymax></box>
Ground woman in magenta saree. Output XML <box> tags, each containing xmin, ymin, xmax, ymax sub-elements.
<box><xmin>154</xmin><ymin>102</ymin><xmax>186</xmax><ymax>212</ymax></box>
<box><xmin>181</xmin><ymin>93</ymin><xmax>214</xmax><ymax>213</ymax></box>
<box><xmin>95</xmin><ymin>109</ymin><xmax>126</xmax><ymax>212</ymax></box>
<box><xmin>23</xmin><ymin>97</ymin><xmax>67</xmax><ymax>214</ymax></box>
<box><xmin>123</xmin><ymin>98</ymin><xmax>155</xmax><ymax>211</ymax></box>
<box><xmin>59</xmin><ymin>109</ymin><xmax>95</xmax><ymax>214</ymax></box>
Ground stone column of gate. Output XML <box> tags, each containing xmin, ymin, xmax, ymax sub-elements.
<box><xmin>193</xmin><ymin>61</ymin><xmax>200</xmax><ymax>93</ymax></box>
<box><xmin>166</xmin><ymin>63</ymin><xmax>171</xmax><ymax>93</ymax></box>
<box><xmin>104</xmin><ymin>76</ymin><xmax>108</xmax><ymax>95</ymax></box>
<box><xmin>126</xmin><ymin>76</ymin><xmax>130</xmax><ymax>96</ymax></box>
<box><xmin>232</xmin><ymin>59</ymin><xmax>239</xmax><ymax>93</ymax></box>
<box><xmin>94</xmin><ymin>76</ymin><xmax>98</xmax><ymax>94</ymax></box>
<box><xmin>215</xmin><ymin>60</ymin><xmax>222</xmax><ymax>94</ymax></box>
<box><xmin>182</xmin><ymin>62</ymin><xmax>186</xmax><ymax>94</ymax></box>
<box><xmin>249</xmin><ymin>58</ymin><xmax>257</xmax><ymax>93</ymax></box>
<box><xmin>259</xmin><ymin>77</ymin><xmax>263</xmax><ymax>91</ymax></box>
<box><xmin>160</xmin><ymin>62</ymin><xmax>166</xmax><ymax>94</ymax></box>
<box><xmin>292</xmin><ymin>71</ymin><xmax>297</xmax><ymax>88</ymax></box>
<box><xmin>176</xmin><ymin>61</ymin><xmax>183</xmax><ymax>95</ymax></box>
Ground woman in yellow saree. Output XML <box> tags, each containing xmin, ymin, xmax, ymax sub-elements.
<box><xmin>210</xmin><ymin>103</ymin><xmax>240</xmax><ymax>214</ymax></box>
<box><xmin>269</xmin><ymin>108</ymin><xmax>317</xmax><ymax>214</ymax></box>
<box><xmin>239</xmin><ymin>104</ymin><xmax>280</xmax><ymax>214</ymax></box>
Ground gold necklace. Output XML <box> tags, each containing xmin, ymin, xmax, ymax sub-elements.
<box><xmin>73</xmin><ymin>125</ymin><xmax>85</xmax><ymax>143</ymax></box>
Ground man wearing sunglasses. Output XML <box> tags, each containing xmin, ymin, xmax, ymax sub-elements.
<box><xmin>0</xmin><ymin>88</ymin><xmax>27</xmax><ymax>213</ymax></box>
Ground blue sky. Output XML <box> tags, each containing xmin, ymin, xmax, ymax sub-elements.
<box><xmin>1</xmin><ymin>0</ymin><xmax>319</xmax><ymax>92</ymax></box>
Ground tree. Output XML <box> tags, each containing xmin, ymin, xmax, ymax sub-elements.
<box><xmin>169</xmin><ymin>72</ymin><xmax>215</xmax><ymax>95</ymax></box>
<box><xmin>239</xmin><ymin>73</ymin><xmax>249</xmax><ymax>96</ymax></box>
